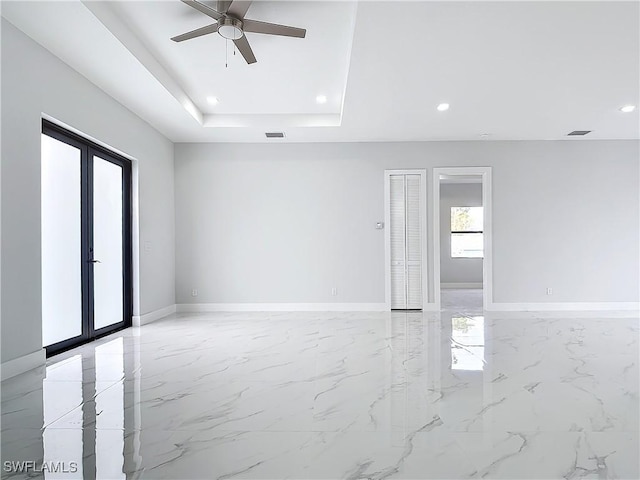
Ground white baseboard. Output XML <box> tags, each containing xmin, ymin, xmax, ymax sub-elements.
<box><xmin>176</xmin><ymin>303</ymin><xmax>389</xmax><ymax>313</ymax></box>
<box><xmin>1</xmin><ymin>349</ymin><xmax>46</xmax><ymax>381</ymax></box>
<box><xmin>441</xmin><ymin>283</ymin><xmax>483</xmax><ymax>289</ymax></box>
<box><xmin>487</xmin><ymin>302</ymin><xmax>640</xmax><ymax>312</ymax></box>
<box><xmin>132</xmin><ymin>304</ymin><xmax>177</xmax><ymax>326</ymax></box>
<box><xmin>421</xmin><ymin>303</ymin><xmax>440</xmax><ymax>311</ymax></box>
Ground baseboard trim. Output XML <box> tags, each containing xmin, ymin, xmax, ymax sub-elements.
<box><xmin>487</xmin><ymin>302</ymin><xmax>640</xmax><ymax>312</ymax></box>
<box><xmin>176</xmin><ymin>303</ymin><xmax>389</xmax><ymax>312</ymax></box>
<box><xmin>1</xmin><ymin>349</ymin><xmax>46</xmax><ymax>381</ymax></box>
<box><xmin>421</xmin><ymin>303</ymin><xmax>440</xmax><ymax>311</ymax></box>
<box><xmin>441</xmin><ymin>283</ymin><xmax>483</xmax><ymax>289</ymax></box>
<box><xmin>132</xmin><ymin>304</ymin><xmax>177</xmax><ymax>326</ymax></box>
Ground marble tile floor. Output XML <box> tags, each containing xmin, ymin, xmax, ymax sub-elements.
<box><xmin>1</xmin><ymin>298</ymin><xmax>639</xmax><ymax>479</ymax></box>
<box><xmin>441</xmin><ymin>289</ymin><xmax>483</xmax><ymax>313</ymax></box>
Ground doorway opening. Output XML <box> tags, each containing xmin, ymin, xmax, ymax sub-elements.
<box><xmin>432</xmin><ymin>167</ymin><xmax>492</xmax><ymax>311</ymax></box>
<box><xmin>41</xmin><ymin>120</ymin><xmax>133</xmax><ymax>356</ymax></box>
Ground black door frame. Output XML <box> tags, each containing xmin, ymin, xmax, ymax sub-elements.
<box><xmin>42</xmin><ymin>120</ymin><xmax>133</xmax><ymax>356</ymax></box>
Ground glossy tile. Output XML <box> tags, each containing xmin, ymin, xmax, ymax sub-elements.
<box><xmin>1</xmin><ymin>299</ymin><xmax>638</xmax><ymax>479</ymax></box>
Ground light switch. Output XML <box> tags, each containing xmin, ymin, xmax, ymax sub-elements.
<box><xmin>375</xmin><ymin>222</ymin><xmax>384</xmax><ymax>230</ymax></box>
<box><xmin>144</xmin><ymin>241</ymin><xmax>152</xmax><ymax>252</ymax></box>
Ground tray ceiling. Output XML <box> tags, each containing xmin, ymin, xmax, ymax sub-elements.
<box><xmin>2</xmin><ymin>1</ymin><xmax>638</xmax><ymax>143</ymax></box>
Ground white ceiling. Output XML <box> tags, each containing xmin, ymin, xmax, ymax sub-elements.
<box><xmin>2</xmin><ymin>1</ymin><xmax>639</xmax><ymax>143</ymax></box>
<box><xmin>109</xmin><ymin>1</ymin><xmax>355</xmax><ymax>116</ymax></box>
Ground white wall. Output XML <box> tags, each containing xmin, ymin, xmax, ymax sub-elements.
<box><xmin>174</xmin><ymin>140</ymin><xmax>639</xmax><ymax>306</ymax></box>
<box><xmin>1</xmin><ymin>20</ymin><xmax>175</xmax><ymax>365</ymax></box>
<box><xmin>440</xmin><ymin>183</ymin><xmax>483</xmax><ymax>285</ymax></box>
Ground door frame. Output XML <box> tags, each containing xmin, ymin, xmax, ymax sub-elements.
<box><xmin>384</xmin><ymin>169</ymin><xmax>428</xmax><ymax>310</ymax></box>
<box><xmin>42</xmin><ymin>120</ymin><xmax>133</xmax><ymax>356</ymax></box>
<box><xmin>432</xmin><ymin>167</ymin><xmax>493</xmax><ymax>310</ymax></box>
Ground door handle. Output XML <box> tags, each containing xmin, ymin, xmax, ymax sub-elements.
<box><xmin>88</xmin><ymin>259</ymin><xmax>101</xmax><ymax>263</ymax></box>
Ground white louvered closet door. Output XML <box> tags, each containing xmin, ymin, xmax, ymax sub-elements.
<box><xmin>390</xmin><ymin>174</ymin><xmax>423</xmax><ymax>310</ymax></box>
<box><xmin>390</xmin><ymin>176</ymin><xmax>407</xmax><ymax>309</ymax></box>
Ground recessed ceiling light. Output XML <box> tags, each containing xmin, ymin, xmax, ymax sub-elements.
<box><xmin>316</xmin><ymin>95</ymin><xmax>327</xmax><ymax>104</ymax></box>
<box><xmin>479</xmin><ymin>133</ymin><xmax>491</xmax><ymax>138</ymax></box>
<box><xmin>620</xmin><ymin>105</ymin><xmax>636</xmax><ymax>113</ymax></box>
<box><xmin>207</xmin><ymin>96</ymin><xmax>219</xmax><ymax>105</ymax></box>
<box><xmin>437</xmin><ymin>103</ymin><xmax>450</xmax><ymax>112</ymax></box>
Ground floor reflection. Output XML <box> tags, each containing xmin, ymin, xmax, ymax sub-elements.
<box><xmin>42</xmin><ymin>354</ymin><xmax>84</xmax><ymax>479</ymax></box>
<box><xmin>94</xmin><ymin>338</ymin><xmax>125</xmax><ymax>480</ymax></box>
<box><xmin>0</xmin><ymin>335</ymin><xmax>137</xmax><ymax>479</ymax></box>
<box><xmin>451</xmin><ymin>316</ymin><xmax>485</xmax><ymax>371</ymax></box>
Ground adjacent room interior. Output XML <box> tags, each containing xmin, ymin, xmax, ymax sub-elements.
<box><xmin>438</xmin><ymin>172</ymin><xmax>485</xmax><ymax>313</ymax></box>
<box><xmin>1</xmin><ymin>1</ymin><xmax>639</xmax><ymax>478</ymax></box>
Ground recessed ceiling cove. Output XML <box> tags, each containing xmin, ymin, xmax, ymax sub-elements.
<box><xmin>106</xmin><ymin>1</ymin><xmax>357</xmax><ymax>127</ymax></box>
<box><xmin>2</xmin><ymin>1</ymin><xmax>637</xmax><ymax>142</ymax></box>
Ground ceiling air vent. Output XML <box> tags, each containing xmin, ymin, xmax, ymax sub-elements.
<box><xmin>265</xmin><ymin>132</ymin><xmax>285</xmax><ymax>139</ymax></box>
<box><xmin>567</xmin><ymin>130</ymin><xmax>592</xmax><ymax>136</ymax></box>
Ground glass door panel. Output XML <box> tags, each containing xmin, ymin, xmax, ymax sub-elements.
<box><xmin>92</xmin><ymin>156</ymin><xmax>124</xmax><ymax>331</ymax></box>
<box><xmin>41</xmin><ymin>134</ymin><xmax>83</xmax><ymax>347</ymax></box>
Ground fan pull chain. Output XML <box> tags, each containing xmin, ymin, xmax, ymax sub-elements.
<box><xmin>225</xmin><ymin>39</ymin><xmax>228</xmax><ymax>68</ymax></box>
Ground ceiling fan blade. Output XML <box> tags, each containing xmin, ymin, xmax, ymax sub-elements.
<box><xmin>243</xmin><ymin>19</ymin><xmax>306</xmax><ymax>38</ymax></box>
<box><xmin>171</xmin><ymin>23</ymin><xmax>219</xmax><ymax>42</ymax></box>
<box><xmin>227</xmin><ymin>0</ymin><xmax>252</xmax><ymax>19</ymax></box>
<box><xmin>216</xmin><ymin>1</ymin><xmax>233</xmax><ymax>13</ymax></box>
<box><xmin>180</xmin><ymin>0</ymin><xmax>222</xmax><ymax>20</ymax></box>
<box><xmin>233</xmin><ymin>35</ymin><xmax>257</xmax><ymax>64</ymax></box>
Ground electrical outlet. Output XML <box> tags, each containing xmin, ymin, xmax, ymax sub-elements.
<box><xmin>546</xmin><ymin>287</ymin><xmax>553</xmax><ymax>295</ymax></box>
<box><xmin>191</xmin><ymin>289</ymin><xmax>198</xmax><ymax>297</ymax></box>
<box><xmin>331</xmin><ymin>287</ymin><xmax>337</xmax><ymax>296</ymax></box>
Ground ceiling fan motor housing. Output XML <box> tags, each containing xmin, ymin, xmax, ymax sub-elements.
<box><xmin>218</xmin><ymin>17</ymin><xmax>244</xmax><ymax>40</ymax></box>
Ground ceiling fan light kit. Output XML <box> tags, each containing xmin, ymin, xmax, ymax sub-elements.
<box><xmin>218</xmin><ymin>17</ymin><xmax>244</xmax><ymax>40</ymax></box>
<box><xmin>171</xmin><ymin>0</ymin><xmax>307</xmax><ymax>65</ymax></box>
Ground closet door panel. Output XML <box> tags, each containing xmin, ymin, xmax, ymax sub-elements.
<box><xmin>391</xmin><ymin>265</ymin><xmax>406</xmax><ymax>309</ymax></box>
<box><xmin>405</xmin><ymin>175</ymin><xmax>421</xmax><ymax>262</ymax></box>
<box><xmin>406</xmin><ymin>264</ymin><xmax>422</xmax><ymax>309</ymax></box>
<box><xmin>389</xmin><ymin>176</ymin><xmax>406</xmax><ymax>262</ymax></box>
<box><xmin>389</xmin><ymin>175</ymin><xmax>407</xmax><ymax>309</ymax></box>
<box><xmin>405</xmin><ymin>175</ymin><xmax>422</xmax><ymax>309</ymax></box>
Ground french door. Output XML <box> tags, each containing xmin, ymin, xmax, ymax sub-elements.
<box><xmin>41</xmin><ymin>120</ymin><xmax>132</xmax><ymax>356</ymax></box>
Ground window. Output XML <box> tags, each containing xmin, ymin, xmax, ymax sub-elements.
<box><xmin>451</xmin><ymin>207</ymin><xmax>483</xmax><ymax>258</ymax></box>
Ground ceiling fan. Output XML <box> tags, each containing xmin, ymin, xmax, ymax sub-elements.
<box><xmin>171</xmin><ymin>0</ymin><xmax>306</xmax><ymax>65</ymax></box>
